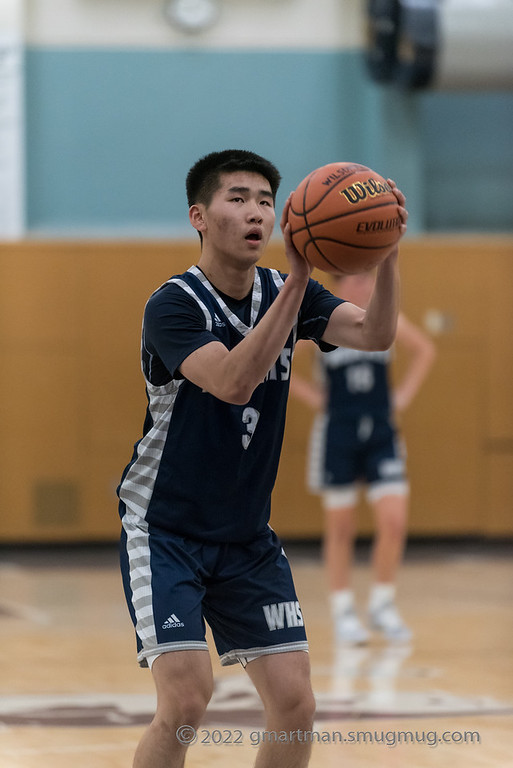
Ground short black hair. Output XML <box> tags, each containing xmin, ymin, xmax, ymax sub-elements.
<box><xmin>186</xmin><ymin>149</ymin><xmax>282</xmax><ymax>208</ymax></box>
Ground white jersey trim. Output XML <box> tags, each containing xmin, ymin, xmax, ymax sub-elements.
<box><xmin>188</xmin><ymin>264</ymin><xmax>262</xmax><ymax>336</ymax></box>
<box><xmin>170</xmin><ymin>275</ymin><xmax>213</xmax><ymax>331</ymax></box>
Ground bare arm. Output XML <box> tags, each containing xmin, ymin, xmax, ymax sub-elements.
<box><xmin>289</xmin><ymin>341</ymin><xmax>325</xmax><ymax>410</ymax></box>
<box><xmin>322</xmin><ymin>250</ymin><xmax>400</xmax><ymax>351</ymax></box>
<box><xmin>289</xmin><ymin>375</ymin><xmax>325</xmax><ymax>411</ymax></box>
<box><xmin>393</xmin><ymin>313</ymin><xmax>437</xmax><ymax>412</ymax></box>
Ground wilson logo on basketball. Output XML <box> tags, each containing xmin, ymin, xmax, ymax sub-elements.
<box><xmin>340</xmin><ymin>178</ymin><xmax>392</xmax><ymax>205</ymax></box>
<box><xmin>321</xmin><ymin>164</ymin><xmax>363</xmax><ymax>186</ymax></box>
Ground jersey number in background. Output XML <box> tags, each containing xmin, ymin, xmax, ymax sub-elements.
<box><xmin>345</xmin><ymin>363</ymin><xmax>375</xmax><ymax>394</ymax></box>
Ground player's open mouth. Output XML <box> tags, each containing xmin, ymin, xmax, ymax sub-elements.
<box><xmin>245</xmin><ymin>230</ymin><xmax>262</xmax><ymax>241</ymax></box>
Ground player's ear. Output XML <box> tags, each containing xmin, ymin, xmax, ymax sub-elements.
<box><xmin>189</xmin><ymin>204</ymin><xmax>207</xmax><ymax>233</ymax></box>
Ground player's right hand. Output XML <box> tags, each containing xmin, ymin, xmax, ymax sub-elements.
<box><xmin>281</xmin><ymin>194</ymin><xmax>313</xmax><ymax>283</ymax></box>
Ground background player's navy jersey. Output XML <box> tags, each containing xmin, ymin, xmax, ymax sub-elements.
<box><xmin>321</xmin><ymin>347</ymin><xmax>392</xmax><ymax>417</ymax></box>
<box><xmin>307</xmin><ymin>346</ymin><xmax>405</xmax><ymax>492</ymax></box>
<box><xmin>118</xmin><ymin>265</ymin><xmax>343</xmax><ymax>543</ymax></box>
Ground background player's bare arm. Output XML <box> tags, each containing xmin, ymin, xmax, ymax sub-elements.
<box><xmin>393</xmin><ymin>313</ymin><xmax>437</xmax><ymax>412</ymax></box>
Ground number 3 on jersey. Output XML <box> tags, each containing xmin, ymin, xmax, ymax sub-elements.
<box><xmin>242</xmin><ymin>407</ymin><xmax>260</xmax><ymax>450</ymax></box>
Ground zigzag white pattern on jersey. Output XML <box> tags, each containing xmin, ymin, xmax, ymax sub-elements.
<box><xmin>120</xmin><ymin>270</ymin><xmax>229</xmax><ymax>652</ymax></box>
<box><xmin>120</xmin><ymin>275</ymin><xmax>213</xmax><ymax>521</ymax></box>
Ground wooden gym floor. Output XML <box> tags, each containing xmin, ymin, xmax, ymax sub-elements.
<box><xmin>1</xmin><ymin>539</ymin><xmax>512</xmax><ymax>767</ymax></box>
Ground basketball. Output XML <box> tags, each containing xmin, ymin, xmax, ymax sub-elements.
<box><xmin>288</xmin><ymin>162</ymin><xmax>402</xmax><ymax>274</ymax></box>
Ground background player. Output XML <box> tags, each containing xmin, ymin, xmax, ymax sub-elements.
<box><xmin>117</xmin><ymin>149</ymin><xmax>407</xmax><ymax>767</ymax></box>
<box><xmin>291</xmin><ymin>270</ymin><xmax>435</xmax><ymax>645</ymax></box>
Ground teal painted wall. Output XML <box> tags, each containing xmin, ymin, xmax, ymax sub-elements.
<box><xmin>419</xmin><ymin>92</ymin><xmax>513</xmax><ymax>230</ymax></box>
<box><xmin>25</xmin><ymin>48</ymin><xmax>513</xmax><ymax>235</ymax></box>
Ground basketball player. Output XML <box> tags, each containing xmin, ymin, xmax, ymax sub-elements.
<box><xmin>291</xmin><ymin>271</ymin><xmax>435</xmax><ymax>645</ymax></box>
<box><xmin>117</xmin><ymin>149</ymin><xmax>407</xmax><ymax>768</ymax></box>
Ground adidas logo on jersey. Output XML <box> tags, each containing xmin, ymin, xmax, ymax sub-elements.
<box><xmin>162</xmin><ymin>613</ymin><xmax>184</xmax><ymax>629</ymax></box>
<box><xmin>213</xmin><ymin>313</ymin><xmax>225</xmax><ymax>328</ymax></box>
<box><xmin>262</xmin><ymin>601</ymin><xmax>304</xmax><ymax>631</ymax></box>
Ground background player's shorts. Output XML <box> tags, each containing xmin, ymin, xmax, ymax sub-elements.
<box><xmin>120</xmin><ymin>522</ymin><xmax>308</xmax><ymax>668</ymax></box>
<box><xmin>308</xmin><ymin>412</ymin><xmax>408</xmax><ymax>506</ymax></box>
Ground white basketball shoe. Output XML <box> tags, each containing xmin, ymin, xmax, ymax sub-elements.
<box><xmin>369</xmin><ymin>601</ymin><xmax>412</xmax><ymax>643</ymax></box>
<box><xmin>335</xmin><ymin>608</ymin><xmax>370</xmax><ymax>645</ymax></box>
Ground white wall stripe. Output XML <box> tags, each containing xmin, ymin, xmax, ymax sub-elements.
<box><xmin>25</xmin><ymin>0</ymin><xmax>363</xmax><ymax>49</ymax></box>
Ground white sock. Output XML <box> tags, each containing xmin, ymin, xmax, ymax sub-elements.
<box><xmin>330</xmin><ymin>589</ymin><xmax>355</xmax><ymax>618</ymax></box>
<box><xmin>369</xmin><ymin>583</ymin><xmax>396</xmax><ymax>612</ymax></box>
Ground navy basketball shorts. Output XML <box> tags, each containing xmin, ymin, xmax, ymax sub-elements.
<box><xmin>308</xmin><ymin>412</ymin><xmax>409</xmax><ymax>508</ymax></box>
<box><xmin>120</xmin><ymin>522</ymin><xmax>308</xmax><ymax>668</ymax></box>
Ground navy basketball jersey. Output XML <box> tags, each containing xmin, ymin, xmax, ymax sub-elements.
<box><xmin>118</xmin><ymin>265</ymin><xmax>342</xmax><ymax>543</ymax></box>
<box><xmin>321</xmin><ymin>347</ymin><xmax>392</xmax><ymax>416</ymax></box>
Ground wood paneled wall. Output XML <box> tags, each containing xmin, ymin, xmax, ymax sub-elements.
<box><xmin>0</xmin><ymin>236</ymin><xmax>512</xmax><ymax>542</ymax></box>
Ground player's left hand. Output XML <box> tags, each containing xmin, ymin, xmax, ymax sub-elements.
<box><xmin>387</xmin><ymin>179</ymin><xmax>408</xmax><ymax>237</ymax></box>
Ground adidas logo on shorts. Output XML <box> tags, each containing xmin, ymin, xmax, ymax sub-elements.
<box><xmin>162</xmin><ymin>613</ymin><xmax>184</xmax><ymax>629</ymax></box>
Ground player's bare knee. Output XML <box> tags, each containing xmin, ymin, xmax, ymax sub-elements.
<box><xmin>333</xmin><ymin>515</ymin><xmax>356</xmax><ymax>539</ymax></box>
<box><xmin>153</xmin><ymin>660</ymin><xmax>213</xmax><ymax>726</ymax></box>
<box><xmin>267</xmin><ymin>679</ymin><xmax>316</xmax><ymax>728</ymax></box>
<box><xmin>280</xmin><ymin>687</ymin><xmax>316</xmax><ymax>730</ymax></box>
<box><xmin>177</xmin><ymin>690</ymin><xmax>210</xmax><ymax>727</ymax></box>
<box><xmin>156</xmin><ymin>686</ymin><xmax>211</xmax><ymax>730</ymax></box>
<box><xmin>381</xmin><ymin>511</ymin><xmax>407</xmax><ymax>539</ymax></box>
<box><xmin>297</xmin><ymin>686</ymin><xmax>316</xmax><ymax>727</ymax></box>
